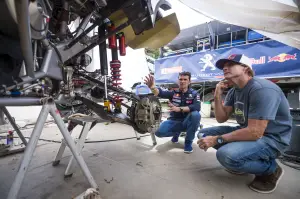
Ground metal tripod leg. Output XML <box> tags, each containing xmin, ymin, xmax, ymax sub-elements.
<box><xmin>49</xmin><ymin>104</ymin><xmax>98</xmax><ymax>189</ymax></box>
<box><xmin>0</xmin><ymin>106</ymin><xmax>28</xmax><ymax>146</ymax></box>
<box><xmin>7</xmin><ymin>103</ymin><xmax>50</xmax><ymax>199</ymax></box>
<box><xmin>7</xmin><ymin>99</ymin><xmax>98</xmax><ymax>199</ymax></box>
<box><xmin>0</xmin><ymin>109</ymin><xmax>6</xmax><ymax>125</ymax></box>
<box><xmin>65</xmin><ymin>121</ymin><xmax>92</xmax><ymax>177</ymax></box>
<box><xmin>52</xmin><ymin>122</ymin><xmax>74</xmax><ymax>166</ymax></box>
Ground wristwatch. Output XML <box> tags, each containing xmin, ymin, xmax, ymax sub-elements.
<box><xmin>217</xmin><ymin>136</ymin><xmax>224</xmax><ymax>144</ymax></box>
<box><xmin>180</xmin><ymin>107</ymin><xmax>184</xmax><ymax>112</ymax></box>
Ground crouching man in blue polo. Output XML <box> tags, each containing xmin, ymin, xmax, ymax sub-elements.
<box><xmin>144</xmin><ymin>71</ymin><xmax>201</xmax><ymax>153</ymax></box>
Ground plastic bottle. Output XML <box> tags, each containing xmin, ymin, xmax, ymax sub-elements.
<box><xmin>6</xmin><ymin>130</ymin><xmax>14</xmax><ymax>146</ymax></box>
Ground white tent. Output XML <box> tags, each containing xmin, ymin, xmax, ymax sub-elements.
<box><xmin>179</xmin><ymin>0</ymin><xmax>300</xmax><ymax>49</ymax></box>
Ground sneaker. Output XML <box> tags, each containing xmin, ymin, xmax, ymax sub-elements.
<box><xmin>184</xmin><ymin>141</ymin><xmax>193</xmax><ymax>153</ymax></box>
<box><xmin>249</xmin><ymin>164</ymin><xmax>284</xmax><ymax>194</ymax></box>
<box><xmin>224</xmin><ymin>168</ymin><xmax>246</xmax><ymax>175</ymax></box>
<box><xmin>171</xmin><ymin>136</ymin><xmax>179</xmax><ymax>143</ymax></box>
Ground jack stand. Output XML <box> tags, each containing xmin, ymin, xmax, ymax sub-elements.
<box><xmin>134</xmin><ymin>130</ymin><xmax>141</xmax><ymax>140</ymax></box>
<box><xmin>150</xmin><ymin>126</ymin><xmax>157</xmax><ymax>146</ymax></box>
<box><xmin>5</xmin><ymin>98</ymin><xmax>99</xmax><ymax>199</ymax></box>
<box><xmin>53</xmin><ymin>115</ymin><xmax>106</xmax><ymax>178</ymax></box>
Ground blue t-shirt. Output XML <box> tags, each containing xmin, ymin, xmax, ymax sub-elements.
<box><xmin>157</xmin><ymin>87</ymin><xmax>201</xmax><ymax>120</ymax></box>
<box><xmin>224</xmin><ymin>77</ymin><xmax>292</xmax><ymax>152</ymax></box>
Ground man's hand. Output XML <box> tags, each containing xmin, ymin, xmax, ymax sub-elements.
<box><xmin>168</xmin><ymin>102</ymin><xmax>181</xmax><ymax>112</ymax></box>
<box><xmin>215</xmin><ymin>80</ymin><xmax>229</xmax><ymax>97</ymax></box>
<box><xmin>197</xmin><ymin>136</ymin><xmax>218</xmax><ymax>151</ymax></box>
<box><xmin>144</xmin><ymin>74</ymin><xmax>155</xmax><ymax>88</ymax></box>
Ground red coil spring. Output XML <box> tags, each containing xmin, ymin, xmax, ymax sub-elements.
<box><xmin>110</xmin><ymin>60</ymin><xmax>123</xmax><ymax>101</ymax></box>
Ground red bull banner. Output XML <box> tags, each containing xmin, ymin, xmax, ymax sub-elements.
<box><xmin>154</xmin><ymin>40</ymin><xmax>300</xmax><ymax>84</ymax></box>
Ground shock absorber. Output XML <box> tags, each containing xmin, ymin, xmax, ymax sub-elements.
<box><xmin>118</xmin><ymin>32</ymin><xmax>126</xmax><ymax>56</ymax></box>
<box><xmin>107</xmin><ymin>23</ymin><xmax>117</xmax><ymax>49</ymax></box>
<box><xmin>110</xmin><ymin>35</ymin><xmax>123</xmax><ymax>113</ymax></box>
<box><xmin>105</xmin><ymin>20</ymin><xmax>125</xmax><ymax>113</ymax></box>
<box><xmin>99</xmin><ymin>23</ymin><xmax>111</xmax><ymax>112</ymax></box>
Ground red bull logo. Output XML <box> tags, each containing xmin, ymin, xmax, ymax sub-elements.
<box><xmin>228</xmin><ymin>54</ymin><xmax>236</xmax><ymax>60</ymax></box>
<box><xmin>268</xmin><ymin>53</ymin><xmax>297</xmax><ymax>63</ymax></box>
<box><xmin>250</xmin><ymin>56</ymin><xmax>266</xmax><ymax>64</ymax></box>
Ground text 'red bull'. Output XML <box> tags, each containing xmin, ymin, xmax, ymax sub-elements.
<box><xmin>268</xmin><ymin>53</ymin><xmax>297</xmax><ymax>63</ymax></box>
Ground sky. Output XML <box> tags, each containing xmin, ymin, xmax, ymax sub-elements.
<box><xmin>164</xmin><ymin>0</ymin><xmax>211</xmax><ymax>29</ymax></box>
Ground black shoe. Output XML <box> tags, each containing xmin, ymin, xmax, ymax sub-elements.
<box><xmin>249</xmin><ymin>164</ymin><xmax>284</xmax><ymax>194</ymax></box>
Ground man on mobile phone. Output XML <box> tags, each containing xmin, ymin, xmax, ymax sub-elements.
<box><xmin>144</xmin><ymin>72</ymin><xmax>201</xmax><ymax>153</ymax></box>
<box><xmin>197</xmin><ymin>54</ymin><xmax>292</xmax><ymax>194</ymax></box>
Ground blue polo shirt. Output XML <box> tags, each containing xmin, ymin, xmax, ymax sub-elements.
<box><xmin>157</xmin><ymin>87</ymin><xmax>201</xmax><ymax>120</ymax></box>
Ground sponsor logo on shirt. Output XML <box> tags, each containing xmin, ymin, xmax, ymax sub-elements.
<box><xmin>172</xmin><ymin>99</ymin><xmax>181</xmax><ymax>103</ymax></box>
<box><xmin>234</xmin><ymin>101</ymin><xmax>245</xmax><ymax>125</ymax></box>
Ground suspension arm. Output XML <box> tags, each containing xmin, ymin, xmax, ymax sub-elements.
<box><xmin>75</xmin><ymin>72</ymin><xmax>140</xmax><ymax>101</ymax></box>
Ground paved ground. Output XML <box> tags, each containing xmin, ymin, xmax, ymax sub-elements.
<box><xmin>0</xmin><ymin>117</ymin><xmax>299</xmax><ymax>199</ymax></box>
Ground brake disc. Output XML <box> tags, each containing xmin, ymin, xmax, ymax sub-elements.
<box><xmin>134</xmin><ymin>95</ymin><xmax>162</xmax><ymax>133</ymax></box>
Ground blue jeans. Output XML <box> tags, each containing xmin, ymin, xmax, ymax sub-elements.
<box><xmin>155</xmin><ymin>111</ymin><xmax>201</xmax><ymax>143</ymax></box>
<box><xmin>198</xmin><ymin>126</ymin><xmax>279</xmax><ymax>175</ymax></box>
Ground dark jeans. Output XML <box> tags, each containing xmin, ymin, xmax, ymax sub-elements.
<box><xmin>155</xmin><ymin>111</ymin><xmax>201</xmax><ymax>143</ymax></box>
<box><xmin>198</xmin><ymin>126</ymin><xmax>279</xmax><ymax>175</ymax></box>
